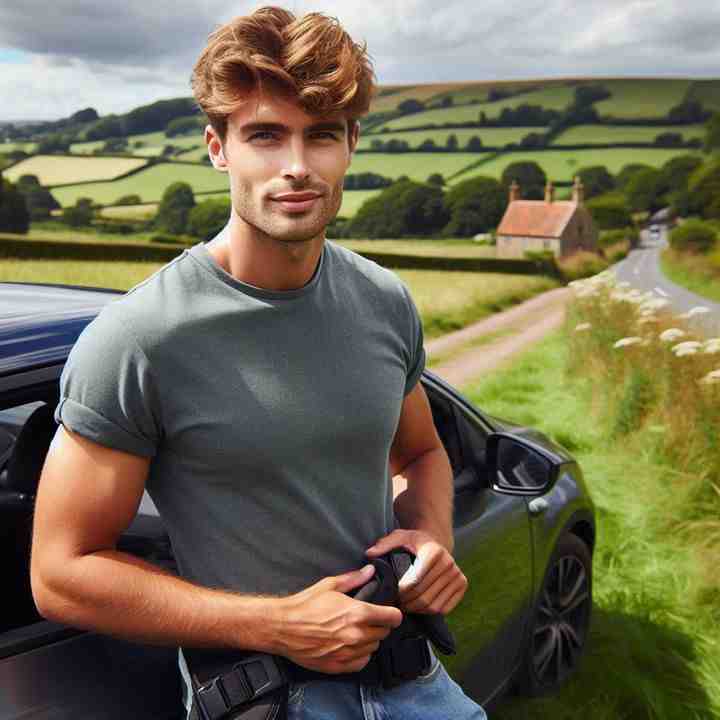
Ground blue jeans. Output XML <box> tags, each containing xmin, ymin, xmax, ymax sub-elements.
<box><xmin>286</xmin><ymin>646</ymin><xmax>488</xmax><ymax>720</ymax></box>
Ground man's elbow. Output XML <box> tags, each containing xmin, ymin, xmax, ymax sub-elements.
<box><xmin>30</xmin><ymin>548</ymin><xmax>77</xmax><ymax>623</ymax></box>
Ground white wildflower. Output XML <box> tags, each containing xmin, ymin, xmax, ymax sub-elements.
<box><xmin>614</xmin><ymin>336</ymin><xmax>643</xmax><ymax>349</ymax></box>
<box><xmin>640</xmin><ymin>298</ymin><xmax>670</xmax><ymax>312</ymax></box>
<box><xmin>574</xmin><ymin>322</ymin><xmax>592</xmax><ymax>332</ymax></box>
<box><xmin>679</xmin><ymin>306</ymin><xmax>711</xmax><ymax>319</ymax></box>
<box><xmin>703</xmin><ymin>338</ymin><xmax>720</xmax><ymax>354</ymax></box>
<box><xmin>699</xmin><ymin>369</ymin><xmax>720</xmax><ymax>385</ymax></box>
<box><xmin>660</xmin><ymin>328</ymin><xmax>686</xmax><ymax>343</ymax></box>
<box><xmin>638</xmin><ymin>316</ymin><xmax>658</xmax><ymax>325</ymax></box>
<box><xmin>671</xmin><ymin>341</ymin><xmax>702</xmax><ymax>357</ymax></box>
<box><xmin>617</xmin><ymin>281</ymin><xmax>632</xmax><ymax>289</ymax></box>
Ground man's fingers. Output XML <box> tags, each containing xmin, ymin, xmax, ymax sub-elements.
<box><xmin>360</xmin><ymin>600</ymin><xmax>403</xmax><ymax>628</ymax></box>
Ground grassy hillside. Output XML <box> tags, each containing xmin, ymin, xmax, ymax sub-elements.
<box><xmin>357</xmin><ymin>127</ymin><xmax>539</xmax><ymax>150</ymax></box>
<box><xmin>553</xmin><ymin>124</ymin><xmax>706</xmax><ymax>145</ymax></box>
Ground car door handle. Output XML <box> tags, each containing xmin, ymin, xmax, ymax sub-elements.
<box><xmin>528</xmin><ymin>497</ymin><xmax>549</xmax><ymax>515</ymax></box>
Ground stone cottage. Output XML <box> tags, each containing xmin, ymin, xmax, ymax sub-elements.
<box><xmin>496</xmin><ymin>176</ymin><xmax>598</xmax><ymax>258</ymax></box>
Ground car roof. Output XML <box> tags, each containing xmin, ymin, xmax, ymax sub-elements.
<box><xmin>0</xmin><ymin>282</ymin><xmax>122</xmax><ymax>377</ymax></box>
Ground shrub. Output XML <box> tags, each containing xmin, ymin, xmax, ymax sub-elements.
<box><xmin>687</xmin><ymin>159</ymin><xmax>720</xmax><ymax>218</ymax></box>
<box><xmin>556</xmin><ymin>250</ymin><xmax>608</xmax><ymax>281</ymax></box>
<box><xmin>115</xmin><ymin>194</ymin><xmax>142</xmax><ymax>206</ymax></box>
<box><xmin>501</xmin><ymin>161</ymin><xmax>546</xmax><ymax>200</ymax></box>
<box><xmin>151</xmin><ymin>233</ymin><xmax>187</xmax><ymax>244</ymax></box>
<box><xmin>62</xmin><ymin>201</ymin><xmax>94</xmax><ymax>227</ymax></box>
<box><xmin>669</xmin><ymin>219</ymin><xmax>718</xmax><ymax>253</ymax></box>
<box><xmin>576</xmin><ymin>166</ymin><xmax>615</xmax><ymax>200</ymax></box>
<box><xmin>599</xmin><ymin>227</ymin><xmax>638</xmax><ymax>248</ymax></box>
<box><xmin>188</xmin><ymin>197</ymin><xmax>231</xmax><ymax>241</ymax></box>
<box><xmin>625</xmin><ymin>167</ymin><xmax>666</xmax><ymax>212</ymax></box>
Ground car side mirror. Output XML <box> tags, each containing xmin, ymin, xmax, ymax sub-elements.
<box><xmin>486</xmin><ymin>432</ymin><xmax>557</xmax><ymax>495</ymax></box>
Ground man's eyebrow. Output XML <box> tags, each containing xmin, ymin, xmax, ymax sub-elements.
<box><xmin>307</xmin><ymin>121</ymin><xmax>346</xmax><ymax>134</ymax></box>
<box><xmin>239</xmin><ymin>122</ymin><xmax>288</xmax><ymax>135</ymax></box>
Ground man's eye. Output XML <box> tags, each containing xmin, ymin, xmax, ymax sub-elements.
<box><xmin>249</xmin><ymin>131</ymin><xmax>278</xmax><ymax>141</ymax></box>
<box><xmin>312</xmin><ymin>132</ymin><xmax>339</xmax><ymax>140</ymax></box>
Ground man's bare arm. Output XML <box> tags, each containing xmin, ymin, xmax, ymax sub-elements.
<box><xmin>31</xmin><ymin>426</ymin><xmax>401</xmax><ymax>672</ymax></box>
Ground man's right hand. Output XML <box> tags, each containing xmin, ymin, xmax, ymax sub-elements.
<box><xmin>274</xmin><ymin>564</ymin><xmax>403</xmax><ymax>674</ymax></box>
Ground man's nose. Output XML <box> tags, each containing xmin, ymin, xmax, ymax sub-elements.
<box><xmin>281</xmin><ymin>139</ymin><xmax>310</xmax><ymax>182</ymax></box>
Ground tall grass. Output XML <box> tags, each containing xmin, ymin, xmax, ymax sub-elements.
<box><xmin>461</xmin><ymin>315</ymin><xmax>720</xmax><ymax>718</ymax></box>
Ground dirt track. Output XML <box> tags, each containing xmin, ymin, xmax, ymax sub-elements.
<box><xmin>425</xmin><ymin>286</ymin><xmax>572</xmax><ymax>387</ymax></box>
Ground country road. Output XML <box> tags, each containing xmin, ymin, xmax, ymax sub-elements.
<box><xmin>613</xmin><ymin>226</ymin><xmax>720</xmax><ymax>336</ymax></box>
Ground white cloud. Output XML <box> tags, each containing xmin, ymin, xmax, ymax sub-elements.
<box><xmin>0</xmin><ymin>0</ymin><xmax>719</xmax><ymax>121</ymax></box>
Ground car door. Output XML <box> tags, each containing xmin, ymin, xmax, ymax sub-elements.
<box><xmin>423</xmin><ymin>378</ymin><xmax>533</xmax><ymax>705</ymax></box>
<box><xmin>0</xmin><ymin>393</ymin><xmax>183</xmax><ymax>720</ymax></box>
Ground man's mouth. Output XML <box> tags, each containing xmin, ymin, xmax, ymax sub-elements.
<box><xmin>270</xmin><ymin>191</ymin><xmax>322</xmax><ymax>213</ymax></box>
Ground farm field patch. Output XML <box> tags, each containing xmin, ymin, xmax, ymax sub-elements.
<box><xmin>51</xmin><ymin>162</ymin><xmax>228</xmax><ymax>207</ymax></box>
<box><xmin>686</xmin><ymin>78</ymin><xmax>720</xmax><ymax>111</ymax></box>
<box><xmin>553</xmin><ymin>124</ymin><xmax>706</xmax><ymax>145</ymax></box>
<box><xmin>451</xmin><ymin>147</ymin><xmax>700</xmax><ymax>184</ymax></box>
<box><xmin>4</xmin><ymin>154</ymin><xmax>148</xmax><ymax>186</ymax></box>
<box><xmin>593</xmin><ymin>78</ymin><xmax>693</xmax><ymax>118</ymax></box>
<box><xmin>359</xmin><ymin>126</ymin><xmax>543</xmax><ymax>150</ymax></box>
<box><xmin>348</xmin><ymin>152</ymin><xmax>481</xmax><ymax>181</ymax></box>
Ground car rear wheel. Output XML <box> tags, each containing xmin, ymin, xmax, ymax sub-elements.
<box><xmin>513</xmin><ymin>532</ymin><xmax>592</xmax><ymax>697</ymax></box>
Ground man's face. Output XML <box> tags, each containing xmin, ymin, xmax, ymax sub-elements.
<box><xmin>206</xmin><ymin>90</ymin><xmax>358</xmax><ymax>244</ymax></box>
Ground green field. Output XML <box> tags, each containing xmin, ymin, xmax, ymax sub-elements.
<box><xmin>1</xmin><ymin>141</ymin><xmax>37</xmax><ymax>154</ymax></box>
<box><xmin>72</xmin><ymin>131</ymin><xmax>205</xmax><ymax>158</ymax></box>
<box><xmin>4</xmin><ymin>154</ymin><xmax>148</xmax><ymax>187</ymax></box>
<box><xmin>51</xmin><ymin>163</ymin><xmax>228</xmax><ymax>207</ymax></box>
<box><xmin>593</xmin><ymin>78</ymin><xmax>694</xmax><ymax>118</ymax></box>
<box><xmin>348</xmin><ymin>152</ymin><xmax>481</xmax><ymax>181</ymax></box>
<box><xmin>175</xmin><ymin>146</ymin><xmax>210</xmax><ymax>162</ymax></box>
<box><xmin>554</xmin><ymin>124</ymin><xmax>706</xmax><ymax>145</ymax></box>
<box><xmin>359</xmin><ymin>127</ymin><xmax>543</xmax><ymax>150</ymax></box>
<box><xmin>377</xmin><ymin>85</ymin><xmax>577</xmax><ymax>131</ymax></box>
<box><xmin>338</xmin><ymin>239</ymin><xmax>496</xmax><ymax>257</ymax></box>
<box><xmin>0</xmin><ymin>249</ymin><xmax>556</xmax><ymax>338</ymax></box>
<box><xmin>451</xmin><ymin>147</ymin><xmax>700</xmax><ymax>184</ymax></box>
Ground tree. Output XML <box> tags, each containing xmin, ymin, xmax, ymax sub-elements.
<box><xmin>573</xmin><ymin>84</ymin><xmax>611</xmax><ymax>107</ymax></box>
<box><xmin>659</xmin><ymin>155</ymin><xmax>703</xmax><ymax>194</ymax></box>
<box><xmin>370</xmin><ymin>139</ymin><xmax>384</xmax><ymax>150</ymax></box>
<box><xmin>0</xmin><ymin>178</ymin><xmax>30</xmax><ymax>233</ymax></box>
<box><xmin>653</xmin><ymin>132</ymin><xmax>683</xmax><ymax>147</ymax></box>
<box><xmin>585</xmin><ymin>193</ymin><xmax>632</xmax><ymax>229</ymax></box>
<box><xmin>398</xmin><ymin>99</ymin><xmax>425</xmax><ymax>114</ymax></box>
<box><xmin>15</xmin><ymin>174</ymin><xmax>60</xmax><ymax>219</ymax></box>
<box><xmin>616</xmin><ymin>163</ymin><xmax>652</xmax><ymax>189</ymax></box>
<box><xmin>101</xmin><ymin>137</ymin><xmax>128</xmax><ymax>153</ymax></box>
<box><xmin>440</xmin><ymin>96</ymin><xmax>453</xmax><ymax>108</ymax></box>
<box><xmin>465</xmin><ymin>136</ymin><xmax>483</xmax><ymax>151</ymax></box>
<box><xmin>704</xmin><ymin>112</ymin><xmax>720</xmax><ymax>154</ymax></box>
<box><xmin>85</xmin><ymin>115</ymin><xmax>125</xmax><ymax>141</ymax></box>
<box><xmin>520</xmin><ymin>132</ymin><xmax>545</xmax><ymax>149</ymax></box>
<box><xmin>418</xmin><ymin>138</ymin><xmax>437</xmax><ymax>151</ymax></box>
<box><xmin>576</xmin><ymin>166</ymin><xmax>615</xmax><ymax>200</ymax></box>
<box><xmin>445</xmin><ymin>134</ymin><xmax>458</xmax><ymax>151</ymax></box>
<box><xmin>37</xmin><ymin>133</ymin><xmax>71</xmax><ymax>154</ymax></box>
<box><xmin>188</xmin><ymin>197</ymin><xmax>232</xmax><ymax>241</ymax></box>
<box><xmin>501</xmin><ymin>161</ymin><xmax>546</xmax><ymax>200</ymax></box>
<box><xmin>345</xmin><ymin>179</ymin><xmax>448</xmax><ymax>238</ymax></box>
<box><xmin>668</xmin><ymin>100</ymin><xmax>710</xmax><ymax>124</ymax></box>
<box><xmin>687</xmin><ymin>159</ymin><xmax>720</xmax><ymax>218</ymax></box>
<box><xmin>384</xmin><ymin>139</ymin><xmax>409</xmax><ymax>153</ymax></box>
<box><xmin>155</xmin><ymin>182</ymin><xmax>195</xmax><ymax>234</ymax></box>
<box><xmin>625</xmin><ymin>168</ymin><xmax>665</xmax><ymax>213</ymax></box>
<box><xmin>443</xmin><ymin>176</ymin><xmax>506</xmax><ymax>237</ymax></box>
<box><xmin>426</xmin><ymin>173</ymin><xmax>445</xmax><ymax>186</ymax></box>
<box><xmin>166</xmin><ymin>116</ymin><xmax>202</xmax><ymax>138</ymax></box>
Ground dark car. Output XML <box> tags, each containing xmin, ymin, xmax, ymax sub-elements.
<box><xmin>0</xmin><ymin>281</ymin><xmax>596</xmax><ymax>719</ymax></box>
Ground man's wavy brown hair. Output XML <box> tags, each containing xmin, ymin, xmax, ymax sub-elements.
<box><xmin>191</xmin><ymin>6</ymin><xmax>376</xmax><ymax>143</ymax></box>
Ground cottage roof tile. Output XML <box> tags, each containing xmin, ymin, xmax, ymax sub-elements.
<box><xmin>497</xmin><ymin>200</ymin><xmax>578</xmax><ymax>239</ymax></box>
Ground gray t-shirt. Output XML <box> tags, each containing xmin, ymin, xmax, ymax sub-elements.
<box><xmin>54</xmin><ymin>239</ymin><xmax>425</xmax><ymax>598</ymax></box>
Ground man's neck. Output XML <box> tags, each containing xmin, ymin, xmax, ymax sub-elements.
<box><xmin>205</xmin><ymin>218</ymin><xmax>325</xmax><ymax>292</ymax></box>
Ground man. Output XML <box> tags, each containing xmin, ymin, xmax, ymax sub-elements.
<box><xmin>30</xmin><ymin>6</ymin><xmax>487</xmax><ymax>719</ymax></box>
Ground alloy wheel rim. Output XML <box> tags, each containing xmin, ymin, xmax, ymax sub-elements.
<box><xmin>531</xmin><ymin>553</ymin><xmax>590</xmax><ymax>686</ymax></box>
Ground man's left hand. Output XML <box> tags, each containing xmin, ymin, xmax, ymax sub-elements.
<box><xmin>365</xmin><ymin>529</ymin><xmax>468</xmax><ymax>615</ymax></box>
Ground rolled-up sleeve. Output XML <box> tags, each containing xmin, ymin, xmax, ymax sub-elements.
<box><xmin>54</xmin><ymin>307</ymin><xmax>162</xmax><ymax>458</ymax></box>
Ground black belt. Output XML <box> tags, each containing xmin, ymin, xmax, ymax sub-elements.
<box><xmin>186</xmin><ymin>550</ymin><xmax>456</xmax><ymax>720</ymax></box>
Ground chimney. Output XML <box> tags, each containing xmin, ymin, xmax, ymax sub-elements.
<box><xmin>509</xmin><ymin>179</ymin><xmax>520</xmax><ymax>203</ymax></box>
<box><xmin>572</xmin><ymin>176</ymin><xmax>584</xmax><ymax>205</ymax></box>
<box><xmin>544</xmin><ymin>180</ymin><xmax>554</xmax><ymax>203</ymax></box>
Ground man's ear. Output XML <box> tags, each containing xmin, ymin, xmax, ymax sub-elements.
<box><xmin>347</xmin><ymin>119</ymin><xmax>360</xmax><ymax>164</ymax></box>
<box><xmin>205</xmin><ymin>124</ymin><xmax>228</xmax><ymax>172</ymax></box>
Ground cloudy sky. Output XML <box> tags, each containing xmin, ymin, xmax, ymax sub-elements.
<box><xmin>1</xmin><ymin>0</ymin><xmax>719</xmax><ymax>122</ymax></box>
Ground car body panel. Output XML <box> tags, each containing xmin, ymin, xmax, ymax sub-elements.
<box><xmin>0</xmin><ymin>282</ymin><xmax>596</xmax><ymax>718</ymax></box>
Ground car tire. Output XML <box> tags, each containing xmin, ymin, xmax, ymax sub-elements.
<box><xmin>512</xmin><ymin>532</ymin><xmax>592</xmax><ymax>697</ymax></box>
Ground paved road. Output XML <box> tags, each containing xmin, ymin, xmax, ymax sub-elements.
<box><xmin>613</xmin><ymin>226</ymin><xmax>720</xmax><ymax>336</ymax></box>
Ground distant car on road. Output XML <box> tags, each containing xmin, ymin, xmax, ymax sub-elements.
<box><xmin>0</xmin><ymin>280</ymin><xmax>597</xmax><ymax>718</ymax></box>
<box><xmin>649</xmin><ymin>225</ymin><xmax>661</xmax><ymax>240</ymax></box>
